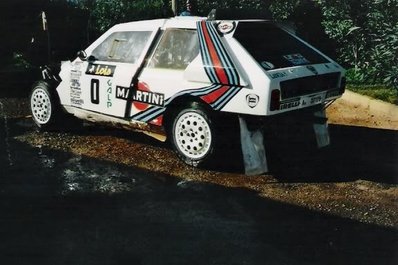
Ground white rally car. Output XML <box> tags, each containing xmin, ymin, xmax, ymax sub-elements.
<box><xmin>30</xmin><ymin>15</ymin><xmax>345</xmax><ymax>168</ymax></box>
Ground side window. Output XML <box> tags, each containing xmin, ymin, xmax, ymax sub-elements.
<box><xmin>91</xmin><ymin>31</ymin><xmax>152</xmax><ymax>63</ymax></box>
<box><xmin>148</xmin><ymin>29</ymin><xmax>199</xmax><ymax>70</ymax></box>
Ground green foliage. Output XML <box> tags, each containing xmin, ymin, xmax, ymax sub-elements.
<box><xmin>177</xmin><ymin>0</ymin><xmax>268</xmax><ymax>15</ymax></box>
<box><xmin>348</xmin><ymin>84</ymin><xmax>398</xmax><ymax>105</ymax></box>
<box><xmin>2</xmin><ymin>0</ymin><xmax>396</xmax><ymax>93</ymax></box>
<box><xmin>315</xmin><ymin>0</ymin><xmax>398</xmax><ymax>89</ymax></box>
<box><xmin>75</xmin><ymin>0</ymin><xmax>171</xmax><ymax>32</ymax></box>
<box><xmin>269</xmin><ymin>0</ymin><xmax>300</xmax><ymax>20</ymax></box>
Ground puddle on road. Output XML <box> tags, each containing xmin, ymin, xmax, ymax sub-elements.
<box><xmin>0</xmin><ymin>114</ymin><xmax>166</xmax><ymax>197</ymax></box>
<box><xmin>60</xmin><ymin>155</ymin><xmax>138</xmax><ymax>195</ymax></box>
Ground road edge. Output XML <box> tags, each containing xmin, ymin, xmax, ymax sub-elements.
<box><xmin>341</xmin><ymin>90</ymin><xmax>398</xmax><ymax>121</ymax></box>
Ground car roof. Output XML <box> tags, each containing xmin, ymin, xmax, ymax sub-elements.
<box><xmin>112</xmin><ymin>17</ymin><xmax>206</xmax><ymax>31</ymax></box>
<box><xmin>111</xmin><ymin>16</ymin><xmax>272</xmax><ymax>32</ymax></box>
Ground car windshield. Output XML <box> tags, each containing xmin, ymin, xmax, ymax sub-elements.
<box><xmin>233</xmin><ymin>22</ymin><xmax>329</xmax><ymax>69</ymax></box>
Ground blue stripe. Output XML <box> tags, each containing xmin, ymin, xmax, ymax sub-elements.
<box><xmin>206</xmin><ymin>23</ymin><xmax>240</xmax><ymax>86</ymax></box>
<box><xmin>211</xmin><ymin>86</ymin><xmax>242</xmax><ymax>110</ymax></box>
<box><xmin>197</xmin><ymin>22</ymin><xmax>218</xmax><ymax>83</ymax></box>
<box><xmin>131</xmin><ymin>84</ymin><xmax>222</xmax><ymax>122</ymax></box>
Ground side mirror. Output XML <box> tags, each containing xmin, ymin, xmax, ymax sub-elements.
<box><xmin>77</xmin><ymin>50</ymin><xmax>87</xmax><ymax>61</ymax></box>
<box><xmin>87</xmin><ymin>55</ymin><xmax>97</xmax><ymax>62</ymax></box>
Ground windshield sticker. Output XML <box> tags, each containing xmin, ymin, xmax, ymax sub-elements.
<box><xmin>260</xmin><ymin>61</ymin><xmax>275</xmax><ymax>70</ymax></box>
<box><xmin>86</xmin><ymin>63</ymin><xmax>116</xmax><ymax>77</ymax></box>
<box><xmin>283</xmin><ymin>54</ymin><xmax>310</xmax><ymax>66</ymax></box>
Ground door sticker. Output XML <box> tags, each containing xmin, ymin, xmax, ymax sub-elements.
<box><xmin>86</xmin><ymin>63</ymin><xmax>116</xmax><ymax>77</ymax></box>
<box><xmin>90</xmin><ymin>79</ymin><xmax>100</xmax><ymax>104</ymax></box>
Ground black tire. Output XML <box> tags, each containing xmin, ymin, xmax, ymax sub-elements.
<box><xmin>29</xmin><ymin>81</ymin><xmax>63</xmax><ymax>131</ymax></box>
<box><xmin>169</xmin><ymin>102</ymin><xmax>217</xmax><ymax>167</ymax></box>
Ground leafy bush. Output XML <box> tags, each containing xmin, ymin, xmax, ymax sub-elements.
<box><xmin>348</xmin><ymin>84</ymin><xmax>398</xmax><ymax>104</ymax></box>
<box><xmin>315</xmin><ymin>0</ymin><xmax>398</xmax><ymax>89</ymax></box>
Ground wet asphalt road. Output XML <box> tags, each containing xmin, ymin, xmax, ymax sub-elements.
<box><xmin>1</xmin><ymin>112</ymin><xmax>398</xmax><ymax>264</ymax></box>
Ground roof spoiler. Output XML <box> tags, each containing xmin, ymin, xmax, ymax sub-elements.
<box><xmin>207</xmin><ymin>8</ymin><xmax>272</xmax><ymax>20</ymax></box>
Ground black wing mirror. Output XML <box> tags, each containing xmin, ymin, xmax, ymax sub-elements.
<box><xmin>77</xmin><ymin>50</ymin><xmax>88</xmax><ymax>61</ymax></box>
<box><xmin>77</xmin><ymin>50</ymin><xmax>97</xmax><ymax>62</ymax></box>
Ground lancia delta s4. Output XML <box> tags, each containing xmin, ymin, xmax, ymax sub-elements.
<box><xmin>29</xmin><ymin>15</ymin><xmax>346</xmax><ymax>168</ymax></box>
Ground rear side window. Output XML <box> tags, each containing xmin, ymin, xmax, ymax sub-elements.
<box><xmin>92</xmin><ymin>31</ymin><xmax>152</xmax><ymax>63</ymax></box>
<box><xmin>148</xmin><ymin>28</ymin><xmax>199</xmax><ymax>70</ymax></box>
<box><xmin>234</xmin><ymin>22</ymin><xmax>328</xmax><ymax>69</ymax></box>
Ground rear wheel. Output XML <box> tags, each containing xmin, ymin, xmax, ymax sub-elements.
<box><xmin>170</xmin><ymin>103</ymin><xmax>215</xmax><ymax>167</ymax></box>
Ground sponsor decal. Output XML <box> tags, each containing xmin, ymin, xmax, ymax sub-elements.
<box><xmin>280</xmin><ymin>99</ymin><xmax>300</xmax><ymax>110</ymax></box>
<box><xmin>116</xmin><ymin>86</ymin><xmax>131</xmax><ymax>100</ymax></box>
<box><xmin>133</xmin><ymin>90</ymin><xmax>165</xmax><ymax>108</ymax></box>
<box><xmin>309</xmin><ymin>94</ymin><xmax>322</xmax><ymax>104</ymax></box>
<box><xmin>306</xmin><ymin>65</ymin><xmax>318</xmax><ymax>75</ymax></box>
<box><xmin>283</xmin><ymin>53</ymin><xmax>310</xmax><ymax>65</ymax></box>
<box><xmin>270</xmin><ymin>72</ymin><xmax>287</xmax><ymax>79</ymax></box>
<box><xmin>132</xmin><ymin>82</ymin><xmax>165</xmax><ymax>111</ymax></box>
<box><xmin>301</xmin><ymin>94</ymin><xmax>324</xmax><ymax>106</ymax></box>
<box><xmin>106</xmin><ymin>79</ymin><xmax>112</xmax><ymax>108</ymax></box>
<box><xmin>70</xmin><ymin>70</ymin><xmax>83</xmax><ymax>105</ymax></box>
<box><xmin>70</xmin><ymin>89</ymin><xmax>81</xmax><ymax>99</ymax></box>
<box><xmin>86</xmin><ymin>63</ymin><xmax>116</xmax><ymax>77</ymax></box>
<box><xmin>246</xmin><ymin>94</ymin><xmax>259</xmax><ymax>108</ymax></box>
<box><xmin>130</xmin><ymin>84</ymin><xmax>242</xmax><ymax>124</ymax></box>
<box><xmin>71</xmin><ymin>98</ymin><xmax>84</xmax><ymax>105</ymax></box>
<box><xmin>217</xmin><ymin>21</ymin><xmax>236</xmax><ymax>34</ymax></box>
<box><xmin>260</xmin><ymin>61</ymin><xmax>275</xmax><ymax>70</ymax></box>
<box><xmin>70</xmin><ymin>70</ymin><xmax>81</xmax><ymax>89</ymax></box>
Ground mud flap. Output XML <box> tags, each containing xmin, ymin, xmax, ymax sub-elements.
<box><xmin>239</xmin><ymin>116</ymin><xmax>268</xmax><ymax>175</ymax></box>
<box><xmin>313</xmin><ymin>109</ymin><xmax>330</xmax><ymax>148</ymax></box>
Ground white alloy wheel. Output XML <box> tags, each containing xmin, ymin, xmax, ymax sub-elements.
<box><xmin>174</xmin><ymin>110</ymin><xmax>212</xmax><ymax>160</ymax></box>
<box><xmin>31</xmin><ymin>87</ymin><xmax>52</xmax><ymax>125</ymax></box>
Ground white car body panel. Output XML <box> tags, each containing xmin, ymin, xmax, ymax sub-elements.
<box><xmin>53</xmin><ymin>16</ymin><xmax>345</xmax><ymax>136</ymax></box>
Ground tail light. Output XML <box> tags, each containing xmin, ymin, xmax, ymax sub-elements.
<box><xmin>270</xmin><ymin>89</ymin><xmax>281</xmax><ymax>111</ymax></box>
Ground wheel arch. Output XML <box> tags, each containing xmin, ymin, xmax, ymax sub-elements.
<box><xmin>163</xmin><ymin>95</ymin><xmax>213</xmax><ymax>135</ymax></box>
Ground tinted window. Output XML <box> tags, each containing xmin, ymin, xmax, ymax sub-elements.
<box><xmin>234</xmin><ymin>22</ymin><xmax>328</xmax><ymax>69</ymax></box>
<box><xmin>92</xmin><ymin>31</ymin><xmax>152</xmax><ymax>63</ymax></box>
<box><xmin>148</xmin><ymin>29</ymin><xmax>199</xmax><ymax>70</ymax></box>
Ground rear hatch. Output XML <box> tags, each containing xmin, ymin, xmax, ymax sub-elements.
<box><xmin>233</xmin><ymin>21</ymin><xmax>329</xmax><ymax>69</ymax></box>
<box><xmin>233</xmin><ymin>21</ymin><xmax>344</xmax><ymax>112</ymax></box>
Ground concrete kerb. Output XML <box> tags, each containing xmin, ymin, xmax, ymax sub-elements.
<box><xmin>341</xmin><ymin>90</ymin><xmax>398</xmax><ymax>121</ymax></box>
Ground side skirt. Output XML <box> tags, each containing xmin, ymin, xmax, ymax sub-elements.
<box><xmin>63</xmin><ymin>106</ymin><xmax>166</xmax><ymax>142</ymax></box>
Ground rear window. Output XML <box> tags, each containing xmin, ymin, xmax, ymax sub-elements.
<box><xmin>233</xmin><ymin>22</ymin><xmax>328</xmax><ymax>69</ymax></box>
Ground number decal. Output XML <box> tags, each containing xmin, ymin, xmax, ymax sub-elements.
<box><xmin>91</xmin><ymin>79</ymin><xmax>100</xmax><ymax>104</ymax></box>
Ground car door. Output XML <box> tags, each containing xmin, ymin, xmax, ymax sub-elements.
<box><xmin>72</xmin><ymin>29</ymin><xmax>159</xmax><ymax>118</ymax></box>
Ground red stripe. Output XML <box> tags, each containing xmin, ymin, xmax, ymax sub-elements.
<box><xmin>201</xmin><ymin>21</ymin><xmax>229</xmax><ymax>84</ymax></box>
<box><xmin>200</xmin><ymin>86</ymin><xmax>229</xmax><ymax>104</ymax></box>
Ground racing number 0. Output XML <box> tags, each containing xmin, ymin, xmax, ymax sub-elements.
<box><xmin>91</xmin><ymin>79</ymin><xmax>100</xmax><ymax>104</ymax></box>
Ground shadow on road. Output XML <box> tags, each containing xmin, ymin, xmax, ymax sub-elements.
<box><xmin>0</xmin><ymin>143</ymin><xmax>397</xmax><ymax>265</ymax></box>
<box><xmin>0</xmin><ymin>117</ymin><xmax>397</xmax><ymax>264</ymax></box>
<box><xmin>268</xmin><ymin>124</ymin><xmax>398</xmax><ymax>184</ymax></box>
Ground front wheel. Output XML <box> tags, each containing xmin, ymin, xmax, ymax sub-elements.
<box><xmin>30</xmin><ymin>81</ymin><xmax>61</xmax><ymax>130</ymax></box>
<box><xmin>170</xmin><ymin>103</ymin><xmax>215</xmax><ymax>167</ymax></box>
